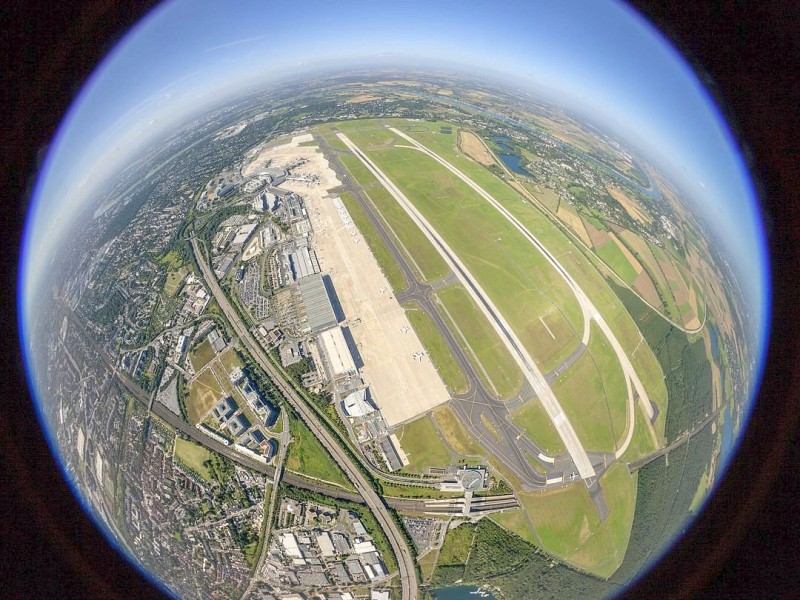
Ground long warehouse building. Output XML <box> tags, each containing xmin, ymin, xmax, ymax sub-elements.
<box><xmin>298</xmin><ymin>273</ymin><xmax>338</xmax><ymax>333</ymax></box>
<box><xmin>320</xmin><ymin>326</ymin><xmax>357</xmax><ymax>378</ymax></box>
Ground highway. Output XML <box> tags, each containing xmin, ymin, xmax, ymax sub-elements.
<box><xmin>338</xmin><ymin>131</ymin><xmax>599</xmax><ymax>483</ymax></box>
<box><xmin>189</xmin><ymin>235</ymin><xmax>419</xmax><ymax>600</ymax></box>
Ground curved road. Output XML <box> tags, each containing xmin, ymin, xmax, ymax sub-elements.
<box><xmin>190</xmin><ymin>236</ymin><xmax>419</xmax><ymax>600</ymax></box>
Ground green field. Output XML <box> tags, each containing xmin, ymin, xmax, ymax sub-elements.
<box><xmin>404</xmin><ymin>302</ymin><xmax>468</xmax><ymax>394</ymax></box>
<box><xmin>174</xmin><ymin>437</ymin><xmax>214</xmax><ymax>482</ymax></box>
<box><xmin>219</xmin><ymin>347</ymin><xmax>243</xmax><ymax>372</ymax></box>
<box><xmin>339</xmin><ymin>191</ymin><xmax>406</xmax><ymax>291</ymax></box>
<box><xmin>436</xmin><ymin>523</ymin><xmax>475</xmax><ymax>567</ymax></box>
<box><xmin>285</xmin><ymin>416</ymin><xmax>353</xmax><ymax>490</ymax></box>
<box><xmin>550</xmin><ymin>329</ymin><xmax>621</xmax><ymax>453</ymax></box>
<box><xmin>395</xmin><ymin>414</ymin><xmax>453</xmax><ymax>473</ymax></box>
<box><xmin>432</xmin><ymin>405</ymin><xmax>489</xmax><ymax>459</ymax></box>
<box><xmin>186</xmin><ymin>369</ymin><xmax>224</xmax><ymax>424</ymax></box>
<box><xmin>596</xmin><ymin>240</ymin><xmax>639</xmax><ymax>284</ymax></box>
<box><xmin>382</xmin><ymin>119</ymin><xmax>667</xmax><ymax>427</ymax></box>
<box><xmin>189</xmin><ymin>338</ymin><xmax>216</xmax><ymax>372</ymax></box>
<box><xmin>511</xmin><ymin>398</ymin><xmax>567</xmax><ymax>455</ymax></box>
<box><xmin>418</xmin><ymin>549</ymin><xmax>439</xmax><ymax>582</ymax></box>
<box><xmin>340</xmin><ymin>122</ymin><xmax>583</xmax><ymax>372</ymax></box>
<box><xmin>522</xmin><ymin>462</ymin><xmax>636</xmax><ymax>578</ymax></box>
<box><xmin>164</xmin><ymin>266</ymin><xmax>188</xmax><ymax>296</ymax></box>
<box><xmin>436</xmin><ymin>284</ymin><xmax>523</xmax><ymax>399</ymax></box>
<box><xmin>489</xmin><ymin>508</ymin><xmax>538</xmax><ymax>546</ymax></box>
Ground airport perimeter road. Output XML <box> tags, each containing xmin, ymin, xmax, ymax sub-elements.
<box><xmin>387</xmin><ymin>127</ymin><xmax>656</xmax><ymax>459</ymax></box>
<box><xmin>190</xmin><ymin>236</ymin><xmax>418</xmax><ymax>600</ymax></box>
<box><xmin>338</xmin><ymin>131</ymin><xmax>597</xmax><ymax>482</ymax></box>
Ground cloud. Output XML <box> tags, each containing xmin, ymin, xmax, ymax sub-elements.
<box><xmin>204</xmin><ymin>35</ymin><xmax>267</xmax><ymax>53</ymax></box>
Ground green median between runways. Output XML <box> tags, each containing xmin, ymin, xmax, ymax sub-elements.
<box><xmin>435</xmin><ymin>284</ymin><xmax>523</xmax><ymax>400</ymax></box>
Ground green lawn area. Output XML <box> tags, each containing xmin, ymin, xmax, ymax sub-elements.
<box><xmin>690</xmin><ymin>469</ymin><xmax>710</xmax><ymax>513</ymax></box>
<box><xmin>433</xmin><ymin>405</ymin><xmax>488</xmax><ymax>459</ymax></box>
<box><xmin>164</xmin><ymin>266</ymin><xmax>188</xmax><ymax>297</ymax></box>
<box><xmin>596</xmin><ymin>239</ymin><xmax>639</xmax><ymax>284</ymax></box>
<box><xmin>395</xmin><ymin>414</ymin><xmax>454</xmax><ymax>473</ymax></box>
<box><xmin>218</xmin><ymin>347</ymin><xmax>244</xmax><ymax>373</ymax></box>
<box><xmin>357</xmin><ymin>139</ymin><xmax>582</xmax><ymax>366</ymax></box>
<box><xmin>157</xmin><ymin>249</ymin><xmax>183</xmax><ymax>269</ymax></box>
<box><xmin>339</xmin><ymin>191</ymin><xmax>406</xmax><ymax>291</ymax></box>
<box><xmin>521</xmin><ymin>462</ymin><xmax>636</xmax><ymax>578</ymax></box>
<box><xmin>404</xmin><ymin>302</ymin><xmax>468</xmax><ymax>394</ymax></box>
<box><xmin>173</xmin><ymin>437</ymin><xmax>214</xmax><ymax>482</ymax></box>
<box><xmin>550</xmin><ymin>328</ymin><xmax>622</xmax><ymax>453</ymax></box>
<box><xmin>418</xmin><ymin>549</ymin><xmax>440</xmax><ymax>582</ymax></box>
<box><xmin>585</xmin><ymin>321</ymin><xmax>629</xmax><ymax>451</ymax></box>
<box><xmin>340</xmin><ymin>118</ymin><xmax>668</xmax><ymax>444</ymax></box>
<box><xmin>511</xmin><ymin>398</ymin><xmax>567</xmax><ymax>455</ymax></box>
<box><xmin>186</xmin><ymin>369</ymin><xmax>225</xmax><ymax>424</ymax></box>
<box><xmin>619</xmin><ymin>400</ymin><xmax>658</xmax><ymax>462</ymax></box>
<box><xmin>436</xmin><ymin>284</ymin><xmax>523</xmax><ymax>400</ymax></box>
<box><xmin>285</xmin><ymin>416</ymin><xmax>353</xmax><ymax>490</ymax></box>
<box><xmin>189</xmin><ymin>338</ymin><xmax>216</xmax><ymax>372</ymax></box>
<box><xmin>490</xmin><ymin>509</ymin><xmax>538</xmax><ymax>546</ymax></box>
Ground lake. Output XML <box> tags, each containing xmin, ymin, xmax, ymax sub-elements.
<box><xmin>491</xmin><ymin>136</ymin><xmax>533</xmax><ymax>176</ymax></box>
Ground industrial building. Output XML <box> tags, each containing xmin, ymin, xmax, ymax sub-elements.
<box><xmin>298</xmin><ymin>273</ymin><xmax>338</xmax><ymax>333</ymax></box>
<box><xmin>263</xmin><ymin>166</ymin><xmax>286</xmax><ymax>186</ymax></box>
<box><xmin>379</xmin><ymin>434</ymin><xmax>409</xmax><ymax>472</ymax></box>
<box><xmin>231</xmin><ymin>223</ymin><xmax>258</xmax><ymax>247</ymax></box>
<box><xmin>320</xmin><ymin>327</ymin><xmax>357</xmax><ymax>378</ymax></box>
<box><xmin>207</xmin><ymin>328</ymin><xmax>226</xmax><ymax>353</ymax></box>
<box><xmin>288</xmin><ymin>246</ymin><xmax>320</xmax><ymax>280</ymax></box>
<box><xmin>212</xmin><ymin>396</ymin><xmax>237</xmax><ymax>423</ymax></box>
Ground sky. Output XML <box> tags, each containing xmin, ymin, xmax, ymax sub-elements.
<box><xmin>22</xmin><ymin>0</ymin><xmax>769</xmax><ymax>339</ymax></box>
